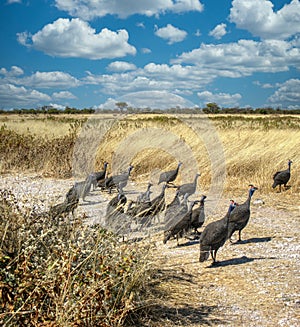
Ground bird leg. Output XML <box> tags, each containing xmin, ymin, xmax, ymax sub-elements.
<box><xmin>210</xmin><ymin>250</ymin><xmax>215</xmax><ymax>262</ymax></box>
<box><xmin>238</xmin><ymin>230</ymin><xmax>242</xmax><ymax>242</ymax></box>
<box><xmin>211</xmin><ymin>249</ymin><xmax>220</xmax><ymax>266</ymax></box>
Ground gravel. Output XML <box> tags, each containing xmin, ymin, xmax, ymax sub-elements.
<box><xmin>1</xmin><ymin>173</ymin><xmax>299</xmax><ymax>326</ymax></box>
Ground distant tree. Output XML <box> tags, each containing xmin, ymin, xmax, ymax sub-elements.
<box><xmin>115</xmin><ymin>102</ymin><xmax>128</xmax><ymax>112</ymax></box>
<box><xmin>203</xmin><ymin>102</ymin><xmax>220</xmax><ymax>114</ymax></box>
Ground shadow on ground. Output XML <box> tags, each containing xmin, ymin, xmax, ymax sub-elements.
<box><xmin>230</xmin><ymin>237</ymin><xmax>272</xmax><ymax>245</ymax></box>
<box><xmin>125</xmin><ymin>266</ymin><xmax>228</xmax><ymax>326</ymax></box>
<box><xmin>206</xmin><ymin>255</ymin><xmax>279</xmax><ymax>268</ymax></box>
<box><xmin>131</xmin><ymin>303</ymin><xmax>227</xmax><ymax>326</ymax></box>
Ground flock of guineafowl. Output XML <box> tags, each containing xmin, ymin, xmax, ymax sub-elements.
<box><xmin>49</xmin><ymin>158</ymin><xmax>293</xmax><ymax>266</ymax></box>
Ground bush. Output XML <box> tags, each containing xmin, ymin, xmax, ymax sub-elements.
<box><xmin>0</xmin><ymin>189</ymin><xmax>153</xmax><ymax>326</ymax></box>
<box><xmin>0</xmin><ymin>123</ymin><xmax>79</xmax><ymax>178</ymax></box>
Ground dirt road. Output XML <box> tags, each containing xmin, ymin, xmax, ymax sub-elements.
<box><xmin>149</xmin><ymin>194</ymin><xmax>300</xmax><ymax>327</ymax></box>
<box><xmin>1</xmin><ymin>174</ymin><xmax>299</xmax><ymax>326</ymax></box>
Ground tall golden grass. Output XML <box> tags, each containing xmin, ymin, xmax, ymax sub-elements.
<box><xmin>0</xmin><ymin>113</ymin><xmax>299</xmax><ymax>325</ymax></box>
<box><xmin>1</xmin><ymin>113</ymin><xmax>299</xmax><ymax>194</ymax></box>
<box><xmin>91</xmin><ymin>114</ymin><xmax>299</xmax><ymax>195</ymax></box>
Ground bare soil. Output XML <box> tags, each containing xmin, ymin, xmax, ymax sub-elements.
<box><xmin>149</xmin><ymin>199</ymin><xmax>300</xmax><ymax>327</ymax></box>
<box><xmin>1</xmin><ymin>173</ymin><xmax>299</xmax><ymax>327</ymax></box>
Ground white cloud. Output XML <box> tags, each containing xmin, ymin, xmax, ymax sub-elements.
<box><xmin>267</xmin><ymin>79</ymin><xmax>300</xmax><ymax>108</ymax></box>
<box><xmin>0</xmin><ymin>66</ymin><xmax>24</xmax><ymax>77</ymax></box>
<box><xmin>55</xmin><ymin>0</ymin><xmax>204</xmax><ymax>20</ymax></box>
<box><xmin>229</xmin><ymin>0</ymin><xmax>300</xmax><ymax>40</ymax></box>
<box><xmin>98</xmin><ymin>91</ymin><xmax>195</xmax><ymax>109</ymax></box>
<box><xmin>253</xmin><ymin>81</ymin><xmax>275</xmax><ymax>89</ymax></box>
<box><xmin>155</xmin><ymin>24</ymin><xmax>187</xmax><ymax>44</ymax></box>
<box><xmin>172</xmin><ymin>39</ymin><xmax>300</xmax><ymax>76</ymax></box>
<box><xmin>0</xmin><ymin>84</ymin><xmax>51</xmax><ymax>109</ymax></box>
<box><xmin>17</xmin><ymin>71</ymin><xmax>80</xmax><ymax>89</ymax></box>
<box><xmin>49</xmin><ymin>103</ymin><xmax>66</xmax><ymax>110</ymax></box>
<box><xmin>7</xmin><ymin>0</ymin><xmax>22</xmax><ymax>4</ymax></box>
<box><xmin>197</xmin><ymin>90</ymin><xmax>242</xmax><ymax>107</ymax></box>
<box><xmin>107</xmin><ymin>61</ymin><xmax>137</xmax><ymax>72</ymax></box>
<box><xmin>195</xmin><ymin>29</ymin><xmax>201</xmax><ymax>37</ymax></box>
<box><xmin>141</xmin><ymin>48</ymin><xmax>152</xmax><ymax>54</ymax></box>
<box><xmin>83</xmin><ymin>63</ymin><xmax>214</xmax><ymax>97</ymax></box>
<box><xmin>209</xmin><ymin>23</ymin><xmax>227</xmax><ymax>40</ymax></box>
<box><xmin>17</xmin><ymin>18</ymin><xmax>136</xmax><ymax>60</ymax></box>
<box><xmin>52</xmin><ymin>91</ymin><xmax>77</xmax><ymax>99</ymax></box>
<box><xmin>136</xmin><ymin>22</ymin><xmax>145</xmax><ymax>29</ymax></box>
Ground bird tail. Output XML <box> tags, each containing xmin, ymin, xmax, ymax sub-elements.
<box><xmin>199</xmin><ymin>245</ymin><xmax>210</xmax><ymax>262</ymax></box>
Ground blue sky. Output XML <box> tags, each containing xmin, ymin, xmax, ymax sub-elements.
<box><xmin>0</xmin><ymin>0</ymin><xmax>299</xmax><ymax>110</ymax></box>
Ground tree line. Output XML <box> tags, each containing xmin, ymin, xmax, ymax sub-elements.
<box><xmin>0</xmin><ymin>103</ymin><xmax>300</xmax><ymax>115</ymax></box>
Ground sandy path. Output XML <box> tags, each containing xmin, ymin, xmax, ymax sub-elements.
<box><xmin>1</xmin><ymin>173</ymin><xmax>299</xmax><ymax>326</ymax></box>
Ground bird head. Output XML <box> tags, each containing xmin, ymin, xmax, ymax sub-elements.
<box><xmin>248</xmin><ymin>184</ymin><xmax>258</xmax><ymax>197</ymax></box>
<box><xmin>228</xmin><ymin>200</ymin><xmax>236</xmax><ymax>213</ymax></box>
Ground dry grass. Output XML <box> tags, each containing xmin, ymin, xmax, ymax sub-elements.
<box><xmin>0</xmin><ymin>110</ymin><xmax>299</xmax><ymax>326</ymax></box>
<box><xmin>0</xmin><ymin>189</ymin><xmax>155</xmax><ymax>327</ymax></box>
<box><xmin>1</xmin><ymin>113</ymin><xmax>299</xmax><ymax>195</ymax></box>
<box><xmin>0</xmin><ymin>114</ymin><xmax>88</xmax><ymax>137</ymax></box>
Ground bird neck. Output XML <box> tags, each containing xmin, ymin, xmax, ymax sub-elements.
<box><xmin>245</xmin><ymin>188</ymin><xmax>255</xmax><ymax>205</ymax></box>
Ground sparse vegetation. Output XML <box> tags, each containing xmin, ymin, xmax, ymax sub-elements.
<box><xmin>0</xmin><ymin>113</ymin><xmax>299</xmax><ymax>326</ymax></box>
<box><xmin>1</xmin><ymin>113</ymin><xmax>299</xmax><ymax>192</ymax></box>
<box><xmin>0</xmin><ymin>189</ymin><xmax>154</xmax><ymax>327</ymax></box>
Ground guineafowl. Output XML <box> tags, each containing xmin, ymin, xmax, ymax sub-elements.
<box><xmin>164</xmin><ymin>190</ymin><xmax>182</xmax><ymax>226</ymax></box>
<box><xmin>136</xmin><ymin>182</ymin><xmax>153</xmax><ymax>203</ymax></box>
<box><xmin>73</xmin><ymin>173</ymin><xmax>94</xmax><ymax>201</ymax></box>
<box><xmin>158</xmin><ymin>162</ymin><xmax>182</xmax><ymax>185</ymax></box>
<box><xmin>104</xmin><ymin>186</ymin><xmax>131</xmax><ymax>238</ymax></box>
<box><xmin>191</xmin><ymin>195</ymin><xmax>206</xmax><ymax>234</ymax></box>
<box><xmin>164</xmin><ymin>192</ymin><xmax>189</xmax><ymax>229</ymax></box>
<box><xmin>163</xmin><ymin>200</ymin><xmax>199</xmax><ymax>246</ymax></box>
<box><xmin>104</xmin><ymin>165</ymin><xmax>134</xmax><ymax>193</ymax></box>
<box><xmin>199</xmin><ymin>200</ymin><xmax>236</xmax><ymax>265</ymax></box>
<box><xmin>91</xmin><ymin>161</ymin><xmax>108</xmax><ymax>190</ymax></box>
<box><xmin>177</xmin><ymin>173</ymin><xmax>200</xmax><ymax>198</ymax></box>
<box><xmin>49</xmin><ymin>185</ymin><xmax>80</xmax><ymax>221</ymax></box>
<box><xmin>127</xmin><ymin>199</ymin><xmax>151</xmax><ymax>217</ymax></box>
<box><xmin>147</xmin><ymin>183</ymin><xmax>168</xmax><ymax>222</ymax></box>
<box><xmin>272</xmin><ymin>159</ymin><xmax>292</xmax><ymax>192</ymax></box>
<box><xmin>105</xmin><ymin>186</ymin><xmax>127</xmax><ymax>220</ymax></box>
<box><xmin>227</xmin><ymin>185</ymin><xmax>258</xmax><ymax>243</ymax></box>
<box><xmin>65</xmin><ymin>184</ymin><xmax>80</xmax><ymax>209</ymax></box>
<box><xmin>126</xmin><ymin>200</ymin><xmax>152</xmax><ymax>227</ymax></box>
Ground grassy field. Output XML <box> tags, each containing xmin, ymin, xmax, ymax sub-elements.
<box><xmin>1</xmin><ymin>113</ymin><xmax>298</xmax><ymax>193</ymax></box>
<box><xmin>0</xmin><ymin>112</ymin><xmax>299</xmax><ymax>326</ymax></box>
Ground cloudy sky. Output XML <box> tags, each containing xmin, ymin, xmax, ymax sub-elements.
<box><xmin>1</xmin><ymin>0</ymin><xmax>300</xmax><ymax>110</ymax></box>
